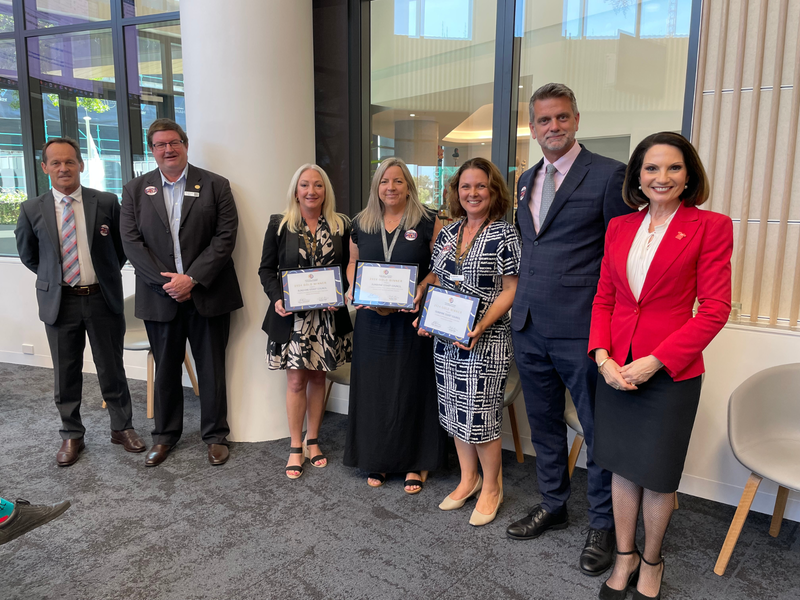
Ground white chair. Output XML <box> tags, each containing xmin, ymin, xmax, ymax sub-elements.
<box><xmin>104</xmin><ymin>295</ymin><xmax>199</xmax><ymax>419</ymax></box>
<box><xmin>714</xmin><ymin>363</ymin><xmax>800</xmax><ymax>576</ymax></box>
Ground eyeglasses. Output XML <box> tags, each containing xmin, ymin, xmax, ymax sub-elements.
<box><xmin>152</xmin><ymin>140</ymin><xmax>184</xmax><ymax>151</ymax></box>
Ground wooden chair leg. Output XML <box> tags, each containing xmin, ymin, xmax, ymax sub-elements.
<box><xmin>769</xmin><ymin>486</ymin><xmax>790</xmax><ymax>538</ymax></box>
<box><xmin>323</xmin><ymin>380</ymin><xmax>333</xmax><ymax>413</ymax></box>
<box><xmin>567</xmin><ymin>433</ymin><xmax>584</xmax><ymax>479</ymax></box>
<box><xmin>714</xmin><ymin>472</ymin><xmax>763</xmax><ymax>576</ymax></box>
<box><xmin>674</xmin><ymin>492</ymin><xmax>679</xmax><ymax>511</ymax></box>
<box><xmin>146</xmin><ymin>350</ymin><xmax>155</xmax><ymax>420</ymax></box>
<box><xmin>507</xmin><ymin>403</ymin><xmax>524</xmax><ymax>463</ymax></box>
<box><xmin>184</xmin><ymin>352</ymin><xmax>199</xmax><ymax>396</ymax></box>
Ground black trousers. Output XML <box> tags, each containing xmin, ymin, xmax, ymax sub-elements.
<box><xmin>144</xmin><ymin>301</ymin><xmax>231</xmax><ymax>446</ymax></box>
<box><xmin>44</xmin><ymin>291</ymin><xmax>134</xmax><ymax>440</ymax></box>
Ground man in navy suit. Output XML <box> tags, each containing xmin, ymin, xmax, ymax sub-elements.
<box><xmin>15</xmin><ymin>138</ymin><xmax>146</xmax><ymax>466</ymax></box>
<box><xmin>505</xmin><ymin>84</ymin><xmax>632</xmax><ymax>576</ymax></box>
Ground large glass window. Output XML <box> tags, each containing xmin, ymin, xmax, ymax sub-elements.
<box><xmin>28</xmin><ymin>29</ymin><xmax>121</xmax><ymax>196</ymax></box>
<box><xmin>26</xmin><ymin>0</ymin><xmax>111</xmax><ymax>29</ymax></box>
<box><xmin>371</xmin><ymin>0</ymin><xmax>497</xmax><ymax>213</ymax></box>
<box><xmin>0</xmin><ymin>1</ymin><xmax>13</xmax><ymax>33</ymax></box>
<box><xmin>125</xmin><ymin>20</ymin><xmax>183</xmax><ymax>176</ymax></box>
<box><xmin>0</xmin><ymin>37</ymin><xmax>22</xmax><ymax>255</ymax></box>
<box><xmin>514</xmin><ymin>0</ymin><xmax>693</xmax><ymax>210</ymax></box>
<box><xmin>123</xmin><ymin>0</ymin><xmax>180</xmax><ymax>18</ymax></box>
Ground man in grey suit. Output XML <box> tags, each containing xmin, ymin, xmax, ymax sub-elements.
<box><xmin>505</xmin><ymin>84</ymin><xmax>632</xmax><ymax>576</ymax></box>
<box><xmin>15</xmin><ymin>138</ymin><xmax>146</xmax><ymax>466</ymax></box>
<box><xmin>121</xmin><ymin>119</ymin><xmax>242</xmax><ymax>467</ymax></box>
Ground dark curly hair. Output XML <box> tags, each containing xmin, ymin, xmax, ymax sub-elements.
<box><xmin>446</xmin><ymin>157</ymin><xmax>511</xmax><ymax>221</ymax></box>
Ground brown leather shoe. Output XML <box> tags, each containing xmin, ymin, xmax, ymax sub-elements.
<box><xmin>56</xmin><ymin>438</ymin><xmax>85</xmax><ymax>467</ymax></box>
<box><xmin>110</xmin><ymin>429</ymin><xmax>146</xmax><ymax>453</ymax></box>
<box><xmin>145</xmin><ymin>444</ymin><xmax>174</xmax><ymax>467</ymax></box>
<box><xmin>208</xmin><ymin>444</ymin><xmax>229</xmax><ymax>466</ymax></box>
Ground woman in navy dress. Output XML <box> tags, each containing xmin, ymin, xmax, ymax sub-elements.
<box><xmin>344</xmin><ymin>157</ymin><xmax>448</xmax><ymax>493</ymax></box>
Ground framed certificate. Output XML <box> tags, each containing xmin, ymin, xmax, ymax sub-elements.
<box><xmin>353</xmin><ymin>261</ymin><xmax>419</xmax><ymax>309</ymax></box>
<box><xmin>418</xmin><ymin>284</ymin><xmax>481</xmax><ymax>345</ymax></box>
<box><xmin>281</xmin><ymin>265</ymin><xmax>345</xmax><ymax>311</ymax></box>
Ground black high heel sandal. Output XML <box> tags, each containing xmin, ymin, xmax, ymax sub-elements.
<box><xmin>285</xmin><ymin>446</ymin><xmax>305</xmax><ymax>480</ymax></box>
<box><xmin>403</xmin><ymin>471</ymin><xmax>428</xmax><ymax>495</ymax></box>
<box><xmin>304</xmin><ymin>438</ymin><xmax>326</xmax><ymax>468</ymax></box>
<box><xmin>599</xmin><ymin>548</ymin><xmax>640</xmax><ymax>600</ymax></box>
<box><xmin>632</xmin><ymin>556</ymin><xmax>664</xmax><ymax>600</ymax></box>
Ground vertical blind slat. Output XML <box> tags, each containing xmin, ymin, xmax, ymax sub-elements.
<box><xmin>707</xmin><ymin>0</ymin><xmax>733</xmax><ymax>203</ymax></box>
<box><xmin>691</xmin><ymin>0</ymin><xmax>713</xmax><ymax>142</ymax></box>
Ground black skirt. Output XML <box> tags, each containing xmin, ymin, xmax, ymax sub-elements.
<box><xmin>594</xmin><ymin>369</ymin><xmax>702</xmax><ymax>493</ymax></box>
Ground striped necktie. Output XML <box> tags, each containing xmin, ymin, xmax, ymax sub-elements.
<box><xmin>61</xmin><ymin>196</ymin><xmax>80</xmax><ymax>287</ymax></box>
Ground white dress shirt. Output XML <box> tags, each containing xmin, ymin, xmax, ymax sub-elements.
<box><xmin>53</xmin><ymin>186</ymin><xmax>98</xmax><ymax>285</ymax></box>
<box><xmin>529</xmin><ymin>141</ymin><xmax>582</xmax><ymax>233</ymax></box>
<box><xmin>626</xmin><ymin>207</ymin><xmax>679</xmax><ymax>301</ymax></box>
<box><xmin>160</xmin><ymin>165</ymin><xmax>189</xmax><ymax>274</ymax></box>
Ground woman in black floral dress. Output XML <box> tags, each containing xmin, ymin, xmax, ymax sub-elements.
<box><xmin>259</xmin><ymin>164</ymin><xmax>352</xmax><ymax>479</ymax></box>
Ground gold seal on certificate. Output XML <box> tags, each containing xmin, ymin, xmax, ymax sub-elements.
<box><xmin>418</xmin><ymin>284</ymin><xmax>481</xmax><ymax>345</ymax></box>
<box><xmin>353</xmin><ymin>261</ymin><xmax>418</xmax><ymax>309</ymax></box>
<box><xmin>281</xmin><ymin>266</ymin><xmax>345</xmax><ymax>311</ymax></box>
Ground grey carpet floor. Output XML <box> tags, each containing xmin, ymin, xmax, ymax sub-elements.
<box><xmin>0</xmin><ymin>363</ymin><xmax>797</xmax><ymax>600</ymax></box>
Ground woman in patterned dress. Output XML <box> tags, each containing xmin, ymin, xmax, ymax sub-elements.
<box><xmin>259</xmin><ymin>164</ymin><xmax>352</xmax><ymax>479</ymax></box>
<box><xmin>416</xmin><ymin>157</ymin><xmax>521</xmax><ymax>526</ymax></box>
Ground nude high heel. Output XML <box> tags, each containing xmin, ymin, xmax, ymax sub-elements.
<box><xmin>439</xmin><ymin>475</ymin><xmax>482</xmax><ymax>511</ymax></box>
<box><xmin>469</xmin><ymin>487</ymin><xmax>503</xmax><ymax>526</ymax></box>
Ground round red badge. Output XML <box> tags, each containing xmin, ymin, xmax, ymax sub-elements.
<box><xmin>99</xmin><ymin>224</ymin><xmax>110</xmax><ymax>237</ymax></box>
<box><xmin>405</xmin><ymin>230</ymin><xmax>417</xmax><ymax>241</ymax></box>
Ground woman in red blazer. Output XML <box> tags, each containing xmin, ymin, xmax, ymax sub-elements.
<box><xmin>588</xmin><ymin>132</ymin><xmax>732</xmax><ymax>600</ymax></box>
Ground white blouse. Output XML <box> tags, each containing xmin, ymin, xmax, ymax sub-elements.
<box><xmin>626</xmin><ymin>208</ymin><xmax>679</xmax><ymax>301</ymax></box>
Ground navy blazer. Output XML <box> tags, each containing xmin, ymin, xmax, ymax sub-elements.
<box><xmin>512</xmin><ymin>145</ymin><xmax>631</xmax><ymax>339</ymax></box>
<box><xmin>258</xmin><ymin>213</ymin><xmax>353</xmax><ymax>345</ymax></box>
<box><xmin>15</xmin><ymin>187</ymin><xmax>126</xmax><ymax>325</ymax></box>
<box><xmin>120</xmin><ymin>164</ymin><xmax>243</xmax><ymax>322</ymax></box>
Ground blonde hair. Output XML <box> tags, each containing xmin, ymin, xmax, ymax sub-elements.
<box><xmin>355</xmin><ymin>157</ymin><xmax>431</xmax><ymax>234</ymax></box>
<box><xmin>279</xmin><ymin>164</ymin><xmax>348</xmax><ymax>235</ymax></box>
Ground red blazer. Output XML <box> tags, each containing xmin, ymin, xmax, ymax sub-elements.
<box><xmin>588</xmin><ymin>203</ymin><xmax>732</xmax><ymax>382</ymax></box>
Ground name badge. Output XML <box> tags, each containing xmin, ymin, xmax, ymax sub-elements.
<box><xmin>451</xmin><ymin>275</ymin><xmax>465</xmax><ymax>282</ymax></box>
<box><xmin>184</xmin><ymin>191</ymin><xmax>200</xmax><ymax>197</ymax></box>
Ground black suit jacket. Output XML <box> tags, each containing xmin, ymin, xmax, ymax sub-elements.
<box><xmin>15</xmin><ymin>187</ymin><xmax>126</xmax><ymax>325</ymax></box>
<box><xmin>120</xmin><ymin>164</ymin><xmax>243</xmax><ymax>322</ymax></box>
<box><xmin>258</xmin><ymin>213</ymin><xmax>353</xmax><ymax>345</ymax></box>
<box><xmin>512</xmin><ymin>145</ymin><xmax>632</xmax><ymax>339</ymax></box>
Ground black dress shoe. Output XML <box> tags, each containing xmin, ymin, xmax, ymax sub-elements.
<box><xmin>56</xmin><ymin>438</ymin><xmax>85</xmax><ymax>467</ymax></box>
<box><xmin>580</xmin><ymin>528</ymin><xmax>616</xmax><ymax>576</ymax></box>
<box><xmin>506</xmin><ymin>504</ymin><xmax>568</xmax><ymax>540</ymax></box>
<box><xmin>111</xmin><ymin>429</ymin><xmax>147</xmax><ymax>453</ymax></box>
<box><xmin>145</xmin><ymin>444</ymin><xmax>174</xmax><ymax>467</ymax></box>
<box><xmin>0</xmin><ymin>499</ymin><xmax>71</xmax><ymax>545</ymax></box>
<box><xmin>207</xmin><ymin>444</ymin><xmax>229</xmax><ymax>466</ymax></box>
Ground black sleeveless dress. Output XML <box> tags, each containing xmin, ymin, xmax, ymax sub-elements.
<box><xmin>343</xmin><ymin>210</ymin><xmax>448</xmax><ymax>473</ymax></box>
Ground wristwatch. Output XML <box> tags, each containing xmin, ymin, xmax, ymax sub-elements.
<box><xmin>189</xmin><ymin>276</ymin><xmax>198</xmax><ymax>286</ymax></box>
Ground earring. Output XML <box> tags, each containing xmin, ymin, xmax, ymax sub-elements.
<box><xmin>684</xmin><ymin>184</ymin><xmax>688</xmax><ymax>189</ymax></box>
<box><xmin>638</xmin><ymin>185</ymin><xmax>642</xmax><ymax>190</ymax></box>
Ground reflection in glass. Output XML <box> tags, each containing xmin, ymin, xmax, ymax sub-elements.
<box><xmin>0</xmin><ymin>38</ymin><xmax>24</xmax><ymax>255</ymax></box>
<box><xmin>123</xmin><ymin>0</ymin><xmax>180</xmax><ymax>18</ymax></box>
<box><xmin>372</xmin><ymin>0</ymin><xmax>496</xmax><ymax>215</ymax></box>
<box><xmin>515</xmin><ymin>0</ymin><xmax>693</xmax><ymax>215</ymax></box>
<box><xmin>125</xmin><ymin>20</ymin><xmax>183</xmax><ymax>176</ymax></box>
<box><xmin>0</xmin><ymin>0</ymin><xmax>14</xmax><ymax>33</ymax></box>
<box><xmin>26</xmin><ymin>0</ymin><xmax>111</xmax><ymax>29</ymax></box>
<box><xmin>27</xmin><ymin>30</ymin><xmax>121</xmax><ymax>197</ymax></box>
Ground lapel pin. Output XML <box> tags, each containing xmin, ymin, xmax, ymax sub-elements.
<box><xmin>99</xmin><ymin>224</ymin><xmax>109</xmax><ymax>237</ymax></box>
<box><xmin>145</xmin><ymin>186</ymin><xmax>158</xmax><ymax>196</ymax></box>
<box><xmin>676</xmin><ymin>232</ymin><xmax>686</xmax><ymax>240</ymax></box>
<box><xmin>194</xmin><ymin>185</ymin><xmax>200</xmax><ymax>190</ymax></box>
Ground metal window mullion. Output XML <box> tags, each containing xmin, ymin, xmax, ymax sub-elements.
<box><xmin>14</xmin><ymin>0</ymin><xmax>37</xmax><ymax>201</ymax></box>
<box><xmin>111</xmin><ymin>0</ymin><xmax>134</xmax><ymax>188</ymax></box>
<box><xmin>349</xmin><ymin>0</ymin><xmax>369</xmax><ymax>214</ymax></box>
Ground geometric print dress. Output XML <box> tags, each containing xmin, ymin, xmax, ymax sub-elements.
<box><xmin>430</xmin><ymin>219</ymin><xmax>521</xmax><ymax>443</ymax></box>
<box><xmin>267</xmin><ymin>215</ymin><xmax>353</xmax><ymax>371</ymax></box>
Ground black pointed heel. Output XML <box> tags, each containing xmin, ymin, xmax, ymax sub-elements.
<box><xmin>632</xmin><ymin>556</ymin><xmax>664</xmax><ymax>600</ymax></box>
<box><xmin>599</xmin><ymin>548</ymin><xmax>641</xmax><ymax>600</ymax></box>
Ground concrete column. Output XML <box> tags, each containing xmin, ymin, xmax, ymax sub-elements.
<box><xmin>180</xmin><ymin>0</ymin><xmax>315</xmax><ymax>441</ymax></box>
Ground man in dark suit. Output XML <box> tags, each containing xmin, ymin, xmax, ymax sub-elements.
<box><xmin>120</xmin><ymin>119</ymin><xmax>242</xmax><ymax>467</ymax></box>
<box><xmin>505</xmin><ymin>84</ymin><xmax>632</xmax><ymax>576</ymax></box>
<box><xmin>15</xmin><ymin>138</ymin><xmax>146</xmax><ymax>466</ymax></box>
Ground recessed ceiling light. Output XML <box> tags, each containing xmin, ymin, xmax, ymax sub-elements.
<box><xmin>410</xmin><ymin>113</ymin><xmax>416</xmax><ymax>117</ymax></box>
<box><xmin>518</xmin><ymin>85</ymin><xmax>523</xmax><ymax>88</ymax></box>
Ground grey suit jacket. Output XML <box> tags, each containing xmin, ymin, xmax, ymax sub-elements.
<box><xmin>120</xmin><ymin>164</ymin><xmax>243</xmax><ymax>322</ymax></box>
<box><xmin>512</xmin><ymin>145</ymin><xmax>631</xmax><ymax>339</ymax></box>
<box><xmin>15</xmin><ymin>187</ymin><xmax>127</xmax><ymax>325</ymax></box>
